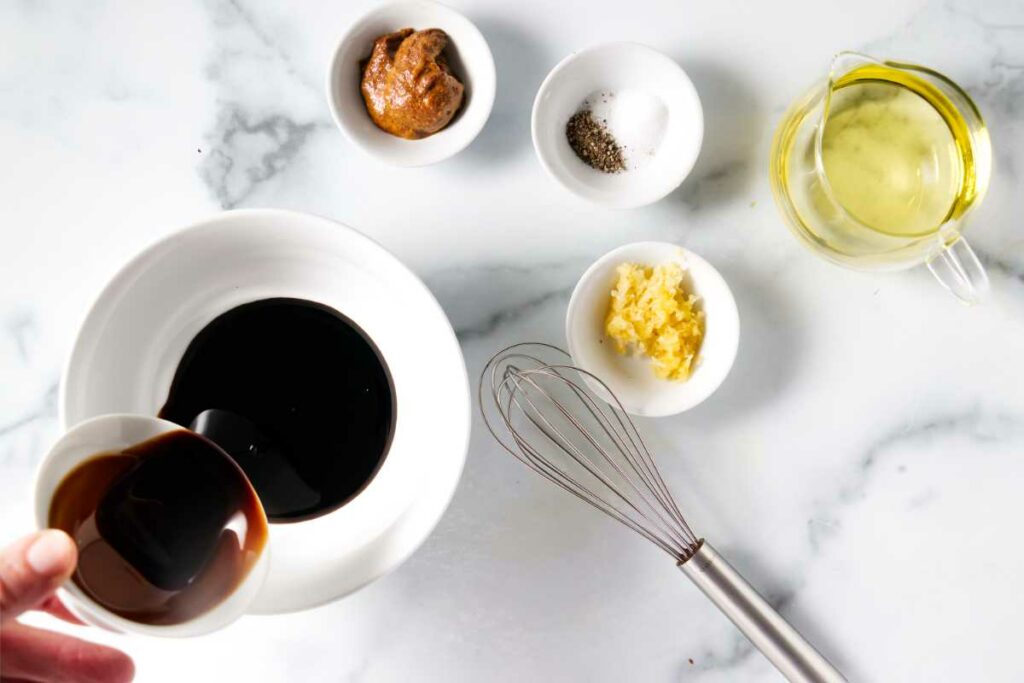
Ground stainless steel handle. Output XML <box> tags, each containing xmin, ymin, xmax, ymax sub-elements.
<box><xmin>678</xmin><ymin>541</ymin><xmax>846</xmax><ymax>683</ymax></box>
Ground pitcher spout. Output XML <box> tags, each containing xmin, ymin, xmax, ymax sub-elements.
<box><xmin>826</xmin><ymin>51</ymin><xmax>881</xmax><ymax>84</ymax></box>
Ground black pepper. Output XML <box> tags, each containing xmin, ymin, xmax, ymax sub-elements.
<box><xmin>565</xmin><ymin>108</ymin><xmax>626</xmax><ymax>174</ymax></box>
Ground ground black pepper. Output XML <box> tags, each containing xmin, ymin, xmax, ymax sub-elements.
<box><xmin>565</xmin><ymin>108</ymin><xmax>626</xmax><ymax>174</ymax></box>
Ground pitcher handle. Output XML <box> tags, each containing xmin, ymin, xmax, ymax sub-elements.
<box><xmin>926</xmin><ymin>236</ymin><xmax>989</xmax><ymax>305</ymax></box>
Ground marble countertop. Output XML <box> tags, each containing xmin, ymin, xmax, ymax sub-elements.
<box><xmin>2</xmin><ymin>0</ymin><xmax>1023</xmax><ymax>680</ymax></box>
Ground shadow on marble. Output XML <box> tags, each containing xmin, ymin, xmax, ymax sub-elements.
<box><xmin>665</xmin><ymin>60</ymin><xmax>762</xmax><ymax>213</ymax></box>
<box><xmin>687</xmin><ymin>265</ymin><xmax>802</xmax><ymax>423</ymax></box>
<box><xmin>457</xmin><ymin>18</ymin><xmax>552</xmax><ymax>166</ymax></box>
<box><xmin>668</xmin><ymin>545</ymin><xmax>851</xmax><ymax>683</ymax></box>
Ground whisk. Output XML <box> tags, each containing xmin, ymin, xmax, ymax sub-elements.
<box><xmin>479</xmin><ymin>343</ymin><xmax>845</xmax><ymax>683</ymax></box>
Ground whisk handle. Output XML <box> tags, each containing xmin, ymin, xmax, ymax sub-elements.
<box><xmin>679</xmin><ymin>541</ymin><xmax>846</xmax><ymax>683</ymax></box>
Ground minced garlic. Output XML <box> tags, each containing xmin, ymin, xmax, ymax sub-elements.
<box><xmin>605</xmin><ymin>262</ymin><xmax>704</xmax><ymax>381</ymax></box>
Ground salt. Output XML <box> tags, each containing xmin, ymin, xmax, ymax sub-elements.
<box><xmin>586</xmin><ymin>89</ymin><xmax>668</xmax><ymax>171</ymax></box>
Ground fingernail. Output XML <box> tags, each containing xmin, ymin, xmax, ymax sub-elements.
<box><xmin>26</xmin><ymin>530</ymin><xmax>75</xmax><ymax>576</ymax></box>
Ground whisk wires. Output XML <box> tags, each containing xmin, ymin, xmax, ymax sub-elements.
<box><xmin>480</xmin><ymin>343</ymin><xmax>701</xmax><ymax>562</ymax></box>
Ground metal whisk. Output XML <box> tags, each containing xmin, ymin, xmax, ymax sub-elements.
<box><xmin>479</xmin><ymin>343</ymin><xmax>845</xmax><ymax>683</ymax></box>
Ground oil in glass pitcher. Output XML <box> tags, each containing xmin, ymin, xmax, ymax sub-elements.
<box><xmin>770</xmin><ymin>52</ymin><xmax>992</xmax><ymax>303</ymax></box>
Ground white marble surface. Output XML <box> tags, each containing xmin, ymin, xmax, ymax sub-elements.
<box><xmin>2</xmin><ymin>0</ymin><xmax>1023</xmax><ymax>680</ymax></box>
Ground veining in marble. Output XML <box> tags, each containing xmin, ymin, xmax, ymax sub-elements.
<box><xmin>2</xmin><ymin>0</ymin><xmax>1023</xmax><ymax>681</ymax></box>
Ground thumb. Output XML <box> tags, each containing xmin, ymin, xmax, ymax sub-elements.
<box><xmin>0</xmin><ymin>530</ymin><xmax>77</xmax><ymax>620</ymax></box>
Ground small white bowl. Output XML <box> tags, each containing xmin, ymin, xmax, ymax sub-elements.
<box><xmin>327</xmin><ymin>0</ymin><xmax>496</xmax><ymax>166</ymax></box>
<box><xmin>532</xmin><ymin>43</ymin><xmax>703</xmax><ymax>209</ymax></box>
<box><xmin>566</xmin><ymin>242</ymin><xmax>739</xmax><ymax>417</ymax></box>
<box><xmin>34</xmin><ymin>414</ymin><xmax>270</xmax><ymax>637</ymax></box>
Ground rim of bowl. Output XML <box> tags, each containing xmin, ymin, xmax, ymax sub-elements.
<box><xmin>531</xmin><ymin>41</ymin><xmax>704</xmax><ymax>209</ymax></box>
<box><xmin>325</xmin><ymin>0</ymin><xmax>497</xmax><ymax>167</ymax></box>
<box><xmin>33</xmin><ymin>413</ymin><xmax>271</xmax><ymax>637</ymax></box>
<box><xmin>564</xmin><ymin>241</ymin><xmax>739</xmax><ymax>417</ymax></box>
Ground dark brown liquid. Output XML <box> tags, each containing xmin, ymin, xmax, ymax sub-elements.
<box><xmin>48</xmin><ymin>430</ymin><xmax>267</xmax><ymax>626</ymax></box>
<box><xmin>159</xmin><ymin>298</ymin><xmax>396</xmax><ymax>522</ymax></box>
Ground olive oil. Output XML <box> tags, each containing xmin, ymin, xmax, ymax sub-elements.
<box><xmin>821</xmin><ymin>81</ymin><xmax>956</xmax><ymax>237</ymax></box>
<box><xmin>771</xmin><ymin>58</ymin><xmax>989</xmax><ymax>266</ymax></box>
<box><xmin>820</xmin><ymin>64</ymin><xmax>978</xmax><ymax>238</ymax></box>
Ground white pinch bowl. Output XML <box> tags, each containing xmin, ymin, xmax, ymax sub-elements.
<box><xmin>327</xmin><ymin>0</ymin><xmax>496</xmax><ymax>166</ymax></box>
<box><xmin>566</xmin><ymin>242</ymin><xmax>739</xmax><ymax>417</ymax></box>
<box><xmin>532</xmin><ymin>43</ymin><xmax>703</xmax><ymax>208</ymax></box>
<box><xmin>33</xmin><ymin>414</ymin><xmax>270</xmax><ymax>637</ymax></box>
<box><xmin>60</xmin><ymin>209</ymin><xmax>470</xmax><ymax>614</ymax></box>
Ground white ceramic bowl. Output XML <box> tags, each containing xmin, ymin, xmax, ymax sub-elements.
<box><xmin>34</xmin><ymin>414</ymin><xmax>270</xmax><ymax>637</ymax></box>
<box><xmin>566</xmin><ymin>242</ymin><xmax>739</xmax><ymax>417</ymax></box>
<box><xmin>61</xmin><ymin>209</ymin><xmax>470</xmax><ymax>614</ymax></box>
<box><xmin>327</xmin><ymin>0</ymin><xmax>496</xmax><ymax>166</ymax></box>
<box><xmin>532</xmin><ymin>43</ymin><xmax>703</xmax><ymax>209</ymax></box>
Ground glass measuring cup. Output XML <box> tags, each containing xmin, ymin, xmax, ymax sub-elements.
<box><xmin>770</xmin><ymin>52</ymin><xmax>992</xmax><ymax>303</ymax></box>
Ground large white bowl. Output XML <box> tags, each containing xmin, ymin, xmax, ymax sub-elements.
<box><xmin>60</xmin><ymin>209</ymin><xmax>470</xmax><ymax>614</ymax></box>
<box><xmin>327</xmin><ymin>0</ymin><xmax>496</xmax><ymax>166</ymax></box>
<box><xmin>532</xmin><ymin>43</ymin><xmax>703</xmax><ymax>208</ymax></box>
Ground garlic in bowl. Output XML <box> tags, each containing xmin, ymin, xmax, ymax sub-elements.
<box><xmin>566</xmin><ymin>242</ymin><xmax>739</xmax><ymax>417</ymax></box>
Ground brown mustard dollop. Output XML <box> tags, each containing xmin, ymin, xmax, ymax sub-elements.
<box><xmin>360</xmin><ymin>28</ymin><xmax>465</xmax><ymax>140</ymax></box>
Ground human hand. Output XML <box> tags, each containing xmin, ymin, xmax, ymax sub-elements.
<box><xmin>0</xmin><ymin>529</ymin><xmax>134</xmax><ymax>682</ymax></box>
